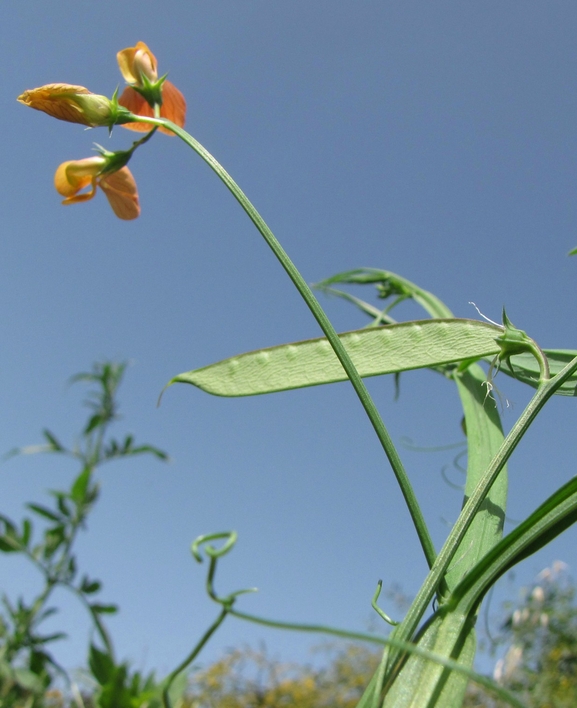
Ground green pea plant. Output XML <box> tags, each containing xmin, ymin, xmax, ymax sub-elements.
<box><xmin>17</xmin><ymin>43</ymin><xmax>577</xmax><ymax>708</ymax></box>
<box><xmin>171</xmin><ymin>271</ymin><xmax>577</xmax><ymax>708</ymax></box>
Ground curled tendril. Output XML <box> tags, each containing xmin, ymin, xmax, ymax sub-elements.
<box><xmin>441</xmin><ymin>464</ymin><xmax>465</xmax><ymax>492</ymax></box>
<box><xmin>191</xmin><ymin>531</ymin><xmax>257</xmax><ymax>608</ymax></box>
<box><xmin>453</xmin><ymin>448</ymin><xmax>468</xmax><ymax>474</ymax></box>
<box><xmin>163</xmin><ymin>530</ymin><xmax>393</xmax><ymax>708</ymax></box>
<box><xmin>163</xmin><ymin>531</ymin><xmax>256</xmax><ymax>708</ymax></box>
<box><xmin>372</xmin><ymin>580</ymin><xmax>399</xmax><ymax>626</ymax></box>
<box><xmin>191</xmin><ymin>530</ymin><xmax>239</xmax><ymax>562</ymax></box>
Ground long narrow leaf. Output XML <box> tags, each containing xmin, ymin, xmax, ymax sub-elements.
<box><xmin>449</xmin><ymin>475</ymin><xmax>577</xmax><ymax>613</ymax></box>
<box><xmin>381</xmin><ymin>613</ymin><xmax>477</xmax><ymax>708</ymax></box>
<box><xmin>444</xmin><ymin>366</ymin><xmax>507</xmax><ymax>593</ymax></box>
<box><xmin>315</xmin><ymin>268</ymin><xmax>454</xmax><ymax>320</ymax></box>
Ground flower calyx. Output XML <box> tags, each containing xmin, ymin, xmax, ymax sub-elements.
<box><xmin>493</xmin><ymin>309</ymin><xmax>550</xmax><ymax>384</ymax></box>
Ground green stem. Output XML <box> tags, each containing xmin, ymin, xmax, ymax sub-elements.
<box><xmin>162</xmin><ymin>607</ymin><xmax>229</xmax><ymax>708</ymax></box>
<box><xmin>59</xmin><ymin>583</ymin><xmax>115</xmax><ymax>658</ymax></box>
<box><xmin>21</xmin><ymin>519</ymin><xmax>115</xmax><ymax>658</ymax></box>
<box><xmin>385</xmin><ymin>354</ymin><xmax>577</xmax><ymax>675</ymax></box>
<box><xmin>132</xmin><ymin>116</ymin><xmax>436</xmax><ymax>571</ymax></box>
<box><xmin>230</xmin><ymin>608</ymin><xmax>389</xmax><ymax>646</ymax></box>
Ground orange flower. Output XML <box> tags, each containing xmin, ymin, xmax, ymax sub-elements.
<box><xmin>54</xmin><ymin>157</ymin><xmax>140</xmax><ymax>220</ymax></box>
<box><xmin>117</xmin><ymin>41</ymin><xmax>186</xmax><ymax>135</ymax></box>
<box><xmin>17</xmin><ymin>84</ymin><xmax>118</xmax><ymax>127</ymax></box>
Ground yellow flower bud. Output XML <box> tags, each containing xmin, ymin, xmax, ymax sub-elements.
<box><xmin>17</xmin><ymin>84</ymin><xmax>116</xmax><ymax>127</ymax></box>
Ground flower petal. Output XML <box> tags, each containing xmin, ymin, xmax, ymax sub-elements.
<box><xmin>116</xmin><ymin>87</ymin><xmax>153</xmax><ymax>132</ymax></box>
<box><xmin>160</xmin><ymin>80</ymin><xmax>186</xmax><ymax>130</ymax></box>
<box><xmin>54</xmin><ymin>157</ymin><xmax>106</xmax><ymax>196</ymax></box>
<box><xmin>54</xmin><ymin>162</ymin><xmax>86</xmax><ymax>197</ymax></box>
<box><xmin>99</xmin><ymin>167</ymin><xmax>140</xmax><ymax>220</ymax></box>
<box><xmin>18</xmin><ymin>84</ymin><xmax>114</xmax><ymax>127</ymax></box>
<box><xmin>61</xmin><ymin>189</ymin><xmax>98</xmax><ymax>205</ymax></box>
<box><xmin>117</xmin><ymin>46</ymin><xmax>139</xmax><ymax>84</ymax></box>
<box><xmin>117</xmin><ymin>41</ymin><xmax>157</xmax><ymax>84</ymax></box>
<box><xmin>18</xmin><ymin>84</ymin><xmax>93</xmax><ymax>124</ymax></box>
<box><xmin>118</xmin><ymin>80</ymin><xmax>186</xmax><ymax>135</ymax></box>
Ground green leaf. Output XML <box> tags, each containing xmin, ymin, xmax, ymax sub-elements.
<box><xmin>42</xmin><ymin>429</ymin><xmax>65</xmax><ymax>451</ymax></box>
<box><xmin>449</xmin><ymin>475</ymin><xmax>577</xmax><ymax>613</ymax></box>
<box><xmin>89</xmin><ymin>643</ymin><xmax>115</xmax><ymax>685</ymax></box>
<box><xmin>37</xmin><ymin>607</ymin><xmax>58</xmax><ymax>623</ymax></box>
<box><xmin>36</xmin><ymin>631</ymin><xmax>67</xmax><ymax>644</ymax></box>
<box><xmin>0</xmin><ymin>516</ymin><xmax>22</xmax><ymax>552</ymax></box>
<box><xmin>43</xmin><ymin>525</ymin><xmax>66</xmax><ymax>558</ymax></box>
<box><xmin>26</xmin><ymin>503</ymin><xmax>61</xmax><ymax>522</ymax></box>
<box><xmin>85</xmin><ymin>413</ymin><xmax>106</xmax><ymax>434</ymax></box>
<box><xmin>381</xmin><ymin>614</ymin><xmax>477</xmax><ymax>708</ymax></box>
<box><xmin>169</xmin><ymin>319</ymin><xmax>504</xmax><ymax>397</ymax></box>
<box><xmin>67</xmin><ymin>555</ymin><xmax>77</xmax><ymax>581</ymax></box>
<box><xmin>390</xmin><ymin>470</ymin><xmax>577</xmax><ymax>708</ymax></box>
<box><xmin>394</xmin><ymin>478</ymin><xmax>577</xmax><ymax>708</ymax></box>
<box><xmin>354</xmin><ymin>623</ymin><xmax>524</xmax><ymax>708</ymax></box>
<box><xmin>55</xmin><ymin>493</ymin><xmax>72</xmax><ymax>518</ymax></box>
<box><xmin>315</xmin><ymin>268</ymin><xmax>454</xmax><ymax>319</ymax></box>
<box><xmin>443</xmin><ymin>365</ymin><xmax>507</xmax><ymax>593</ymax></box>
<box><xmin>71</xmin><ymin>467</ymin><xmax>91</xmax><ymax>504</ymax></box>
<box><xmin>9</xmin><ymin>666</ymin><xmax>46</xmax><ymax>693</ymax></box>
<box><xmin>90</xmin><ymin>603</ymin><xmax>118</xmax><ymax>614</ymax></box>
<box><xmin>80</xmin><ymin>576</ymin><xmax>102</xmax><ymax>594</ymax></box>
<box><xmin>104</xmin><ymin>436</ymin><xmax>169</xmax><ymax>461</ymax></box>
<box><xmin>0</xmin><ymin>535</ymin><xmax>19</xmax><ymax>553</ymax></box>
<box><xmin>21</xmin><ymin>518</ymin><xmax>32</xmax><ymax>547</ymax></box>
<box><xmin>316</xmin><ymin>285</ymin><xmax>398</xmax><ymax>326</ymax></box>
<box><xmin>128</xmin><ymin>444</ymin><xmax>169</xmax><ymax>460</ymax></box>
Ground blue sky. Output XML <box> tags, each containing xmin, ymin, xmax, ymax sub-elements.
<box><xmin>2</xmin><ymin>0</ymin><xmax>576</xmax><ymax>679</ymax></box>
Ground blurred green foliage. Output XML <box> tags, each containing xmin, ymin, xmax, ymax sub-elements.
<box><xmin>0</xmin><ymin>363</ymin><xmax>167</xmax><ymax>707</ymax></box>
